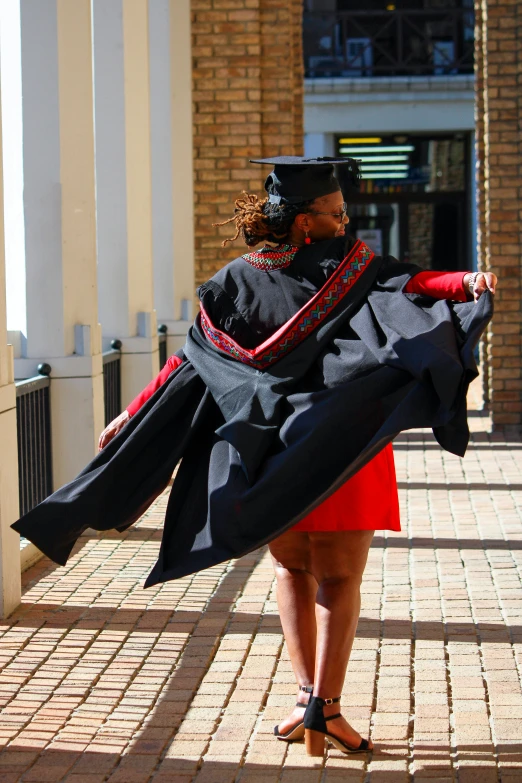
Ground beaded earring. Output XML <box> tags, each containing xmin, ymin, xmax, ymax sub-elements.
<box><xmin>305</xmin><ymin>231</ymin><xmax>311</xmax><ymax>245</ymax></box>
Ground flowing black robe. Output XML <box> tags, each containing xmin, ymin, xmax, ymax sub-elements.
<box><xmin>12</xmin><ymin>238</ymin><xmax>492</xmax><ymax>586</ymax></box>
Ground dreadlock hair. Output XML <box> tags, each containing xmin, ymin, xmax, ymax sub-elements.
<box><xmin>213</xmin><ymin>192</ymin><xmax>316</xmax><ymax>248</ymax></box>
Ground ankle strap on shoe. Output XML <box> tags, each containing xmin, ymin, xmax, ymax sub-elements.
<box><xmin>325</xmin><ymin>712</ymin><xmax>342</xmax><ymax>721</ymax></box>
<box><xmin>299</xmin><ymin>685</ymin><xmax>314</xmax><ymax>693</ymax></box>
<box><xmin>316</xmin><ymin>695</ymin><xmax>341</xmax><ymax>705</ymax></box>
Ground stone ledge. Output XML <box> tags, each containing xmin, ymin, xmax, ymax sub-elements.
<box><xmin>305</xmin><ymin>88</ymin><xmax>474</xmax><ymax>105</ymax></box>
<box><xmin>305</xmin><ymin>74</ymin><xmax>475</xmax><ymax>94</ymax></box>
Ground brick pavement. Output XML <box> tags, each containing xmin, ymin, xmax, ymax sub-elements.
<box><xmin>1</xmin><ymin>382</ymin><xmax>522</xmax><ymax>782</ymax></box>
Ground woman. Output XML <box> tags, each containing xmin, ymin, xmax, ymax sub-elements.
<box><xmin>98</xmin><ymin>157</ymin><xmax>496</xmax><ymax>756</ymax></box>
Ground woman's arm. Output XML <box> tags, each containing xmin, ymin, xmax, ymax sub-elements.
<box><xmin>98</xmin><ymin>352</ymin><xmax>184</xmax><ymax>451</ymax></box>
<box><xmin>404</xmin><ymin>270</ymin><xmax>497</xmax><ymax>302</ymax></box>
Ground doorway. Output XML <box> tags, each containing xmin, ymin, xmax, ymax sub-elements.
<box><xmin>336</xmin><ymin>132</ymin><xmax>471</xmax><ymax>270</ymax></box>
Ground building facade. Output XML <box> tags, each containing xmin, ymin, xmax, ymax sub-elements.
<box><xmin>303</xmin><ymin>0</ymin><xmax>476</xmax><ymax>272</ymax></box>
<box><xmin>303</xmin><ymin>0</ymin><xmax>522</xmax><ymax>428</ymax></box>
<box><xmin>192</xmin><ymin>0</ymin><xmax>304</xmax><ymax>285</ymax></box>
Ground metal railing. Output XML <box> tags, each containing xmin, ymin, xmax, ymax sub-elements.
<box><xmin>303</xmin><ymin>9</ymin><xmax>474</xmax><ymax>78</ymax></box>
<box><xmin>15</xmin><ymin>364</ymin><xmax>53</xmax><ymax>517</ymax></box>
<box><xmin>102</xmin><ymin>340</ymin><xmax>122</xmax><ymax>427</ymax></box>
<box><xmin>158</xmin><ymin>324</ymin><xmax>168</xmax><ymax>370</ymax></box>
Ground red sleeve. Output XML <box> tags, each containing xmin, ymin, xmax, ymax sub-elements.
<box><xmin>126</xmin><ymin>354</ymin><xmax>183</xmax><ymax>417</ymax></box>
<box><xmin>404</xmin><ymin>271</ymin><xmax>469</xmax><ymax>302</ymax></box>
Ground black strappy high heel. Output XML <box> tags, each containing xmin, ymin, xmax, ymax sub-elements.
<box><xmin>303</xmin><ymin>695</ymin><xmax>371</xmax><ymax>756</ymax></box>
<box><xmin>273</xmin><ymin>685</ymin><xmax>313</xmax><ymax>742</ymax></box>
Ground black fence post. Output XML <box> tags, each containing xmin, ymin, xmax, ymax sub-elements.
<box><xmin>102</xmin><ymin>339</ymin><xmax>122</xmax><ymax>427</ymax></box>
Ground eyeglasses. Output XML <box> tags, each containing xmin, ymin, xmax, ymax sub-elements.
<box><xmin>307</xmin><ymin>202</ymin><xmax>348</xmax><ymax>223</ymax></box>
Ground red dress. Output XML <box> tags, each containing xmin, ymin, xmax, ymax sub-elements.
<box><xmin>127</xmin><ymin>271</ymin><xmax>469</xmax><ymax>533</ymax></box>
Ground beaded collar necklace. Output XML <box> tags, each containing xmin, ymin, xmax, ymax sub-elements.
<box><xmin>242</xmin><ymin>243</ymin><xmax>300</xmax><ymax>272</ymax></box>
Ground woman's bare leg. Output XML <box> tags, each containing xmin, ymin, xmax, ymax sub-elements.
<box><xmin>309</xmin><ymin>529</ymin><xmax>375</xmax><ymax>748</ymax></box>
<box><xmin>269</xmin><ymin>530</ymin><xmax>317</xmax><ymax>732</ymax></box>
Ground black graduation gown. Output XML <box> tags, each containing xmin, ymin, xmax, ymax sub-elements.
<box><xmin>12</xmin><ymin>238</ymin><xmax>492</xmax><ymax>586</ymax></box>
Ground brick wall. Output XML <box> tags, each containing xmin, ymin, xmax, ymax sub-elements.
<box><xmin>474</xmin><ymin>0</ymin><xmax>522</xmax><ymax>428</ymax></box>
<box><xmin>191</xmin><ymin>0</ymin><xmax>304</xmax><ymax>288</ymax></box>
<box><xmin>475</xmin><ymin>0</ymin><xmax>489</xmax><ymax>404</ymax></box>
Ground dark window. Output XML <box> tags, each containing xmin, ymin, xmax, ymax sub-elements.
<box><xmin>336</xmin><ymin>133</ymin><xmax>471</xmax><ymax>271</ymax></box>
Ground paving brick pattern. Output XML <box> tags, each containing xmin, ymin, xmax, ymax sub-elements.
<box><xmin>2</xmin><ymin>385</ymin><xmax>522</xmax><ymax>781</ymax></box>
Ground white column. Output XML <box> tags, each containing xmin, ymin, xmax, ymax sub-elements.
<box><xmin>0</xmin><ymin>0</ymin><xmax>26</xmax><ymax>340</ymax></box>
<box><xmin>93</xmin><ymin>0</ymin><xmax>159</xmax><ymax>406</ymax></box>
<box><xmin>170</xmin><ymin>0</ymin><xmax>195</xmax><ymax>323</ymax></box>
<box><xmin>147</xmin><ymin>0</ymin><xmax>194</xmax><ymax>358</ymax></box>
<box><xmin>15</xmin><ymin>0</ymin><xmax>104</xmax><ymax>489</ymax></box>
<box><xmin>166</xmin><ymin>0</ymin><xmax>195</xmax><ymax>355</ymax></box>
<box><xmin>0</xmin><ymin>77</ymin><xmax>22</xmax><ymax>617</ymax></box>
<box><xmin>149</xmin><ymin>0</ymin><xmax>175</xmax><ymax>347</ymax></box>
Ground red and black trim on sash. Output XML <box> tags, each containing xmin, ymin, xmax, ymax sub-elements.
<box><xmin>199</xmin><ymin>240</ymin><xmax>375</xmax><ymax>370</ymax></box>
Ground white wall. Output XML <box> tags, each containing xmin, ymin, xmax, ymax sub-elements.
<box><xmin>305</xmin><ymin>76</ymin><xmax>475</xmax><ymax>135</ymax></box>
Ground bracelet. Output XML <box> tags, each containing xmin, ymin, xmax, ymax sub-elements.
<box><xmin>468</xmin><ymin>272</ymin><xmax>478</xmax><ymax>294</ymax></box>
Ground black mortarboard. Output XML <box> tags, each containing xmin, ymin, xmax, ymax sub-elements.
<box><xmin>250</xmin><ymin>155</ymin><xmax>360</xmax><ymax>205</ymax></box>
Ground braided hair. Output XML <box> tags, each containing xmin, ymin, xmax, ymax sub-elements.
<box><xmin>214</xmin><ymin>192</ymin><xmax>315</xmax><ymax>248</ymax></box>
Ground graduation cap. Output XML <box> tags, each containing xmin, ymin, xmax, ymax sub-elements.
<box><xmin>250</xmin><ymin>155</ymin><xmax>360</xmax><ymax>205</ymax></box>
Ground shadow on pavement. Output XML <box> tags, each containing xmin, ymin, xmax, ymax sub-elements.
<box><xmin>2</xmin><ymin>513</ymin><xmax>521</xmax><ymax>780</ymax></box>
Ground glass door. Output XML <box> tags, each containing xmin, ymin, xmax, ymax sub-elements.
<box><xmin>348</xmin><ymin>203</ymin><xmax>400</xmax><ymax>258</ymax></box>
<box><xmin>404</xmin><ymin>198</ymin><xmax>467</xmax><ymax>270</ymax></box>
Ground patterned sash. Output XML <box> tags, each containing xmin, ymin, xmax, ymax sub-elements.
<box><xmin>200</xmin><ymin>240</ymin><xmax>375</xmax><ymax>370</ymax></box>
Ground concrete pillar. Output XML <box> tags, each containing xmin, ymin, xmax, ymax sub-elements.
<box><xmin>93</xmin><ymin>0</ymin><xmax>159</xmax><ymax>407</ymax></box>
<box><xmin>14</xmin><ymin>0</ymin><xmax>104</xmax><ymax>489</ymax></box>
<box><xmin>170</xmin><ymin>0</ymin><xmax>195</xmax><ymax>338</ymax></box>
<box><xmin>148</xmin><ymin>0</ymin><xmax>194</xmax><ymax>357</ymax></box>
<box><xmin>0</xmin><ymin>79</ymin><xmax>22</xmax><ymax>617</ymax></box>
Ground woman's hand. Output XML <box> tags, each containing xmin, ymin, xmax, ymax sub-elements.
<box><xmin>464</xmin><ymin>272</ymin><xmax>497</xmax><ymax>301</ymax></box>
<box><xmin>98</xmin><ymin>410</ymin><xmax>131</xmax><ymax>451</ymax></box>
